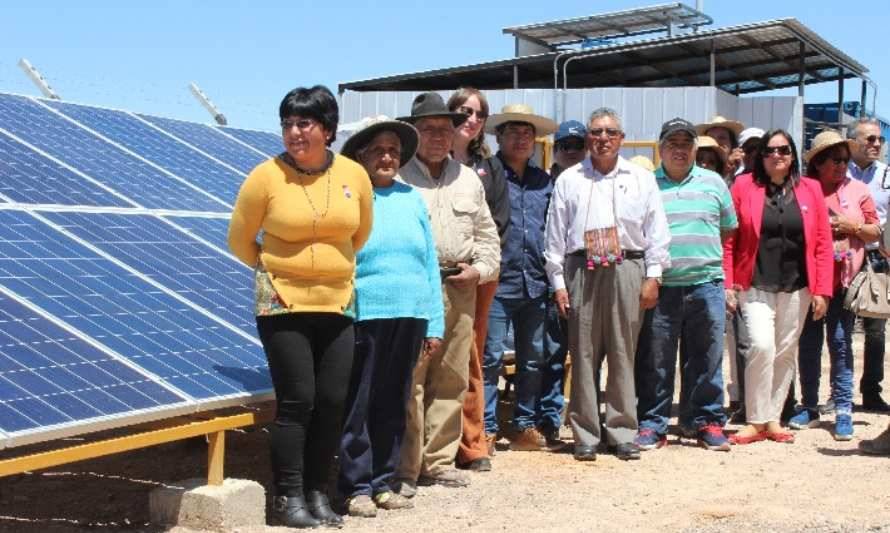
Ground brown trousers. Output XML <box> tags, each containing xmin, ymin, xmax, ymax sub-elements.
<box><xmin>457</xmin><ymin>280</ymin><xmax>498</xmax><ymax>464</ymax></box>
<box><xmin>398</xmin><ymin>282</ymin><xmax>476</xmax><ymax>479</ymax></box>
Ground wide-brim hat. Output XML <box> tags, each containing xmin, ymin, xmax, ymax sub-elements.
<box><xmin>695</xmin><ymin>115</ymin><xmax>745</xmax><ymax>137</ymax></box>
<box><xmin>804</xmin><ymin>129</ymin><xmax>856</xmax><ymax>164</ymax></box>
<box><xmin>340</xmin><ymin>116</ymin><xmax>419</xmax><ymax>167</ymax></box>
<box><xmin>396</xmin><ymin>92</ymin><xmax>467</xmax><ymax>127</ymax></box>
<box><xmin>484</xmin><ymin>103</ymin><xmax>558</xmax><ymax>136</ymax></box>
<box><xmin>697</xmin><ymin>135</ymin><xmax>727</xmax><ymax>164</ymax></box>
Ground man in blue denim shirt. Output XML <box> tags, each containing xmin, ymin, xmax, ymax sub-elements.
<box><xmin>847</xmin><ymin>117</ymin><xmax>890</xmax><ymax>413</ymax></box>
<box><xmin>634</xmin><ymin>119</ymin><xmax>737</xmax><ymax>452</ymax></box>
<box><xmin>480</xmin><ymin>104</ymin><xmax>557</xmax><ymax>452</ymax></box>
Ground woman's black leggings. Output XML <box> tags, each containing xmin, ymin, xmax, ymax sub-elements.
<box><xmin>256</xmin><ymin>312</ymin><xmax>354</xmax><ymax>497</ymax></box>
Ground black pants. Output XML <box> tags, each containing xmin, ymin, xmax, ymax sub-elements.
<box><xmin>256</xmin><ymin>312</ymin><xmax>354</xmax><ymax>497</ymax></box>
<box><xmin>338</xmin><ymin>318</ymin><xmax>426</xmax><ymax>498</ymax></box>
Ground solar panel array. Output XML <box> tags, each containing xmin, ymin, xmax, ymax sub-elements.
<box><xmin>0</xmin><ymin>91</ymin><xmax>284</xmax><ymax>449</ymax></box>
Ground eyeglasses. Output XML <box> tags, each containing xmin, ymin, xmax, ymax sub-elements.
<box><xmin>588</xmin><ymin>128</ymin><xmax>622</xmax><ymax>139</ymax></box>
<box><xmin>665</xmin><ymin>141</ymin><xmax>694</xmax><ymax>152</ymax></box>
<box><xmin>457</xmin><ymin>106</ymin><xmax>488</xmax><ymax>120</ymax></box>
<box><xmin>281</xmin><ymin>118</ymin><xmax>317</xmax><ymax>131</ymax></box>
<box><xmin>557</xmin><ymin>140</ymin><xmax>585</xmax><ymax>151</ymax></box>
<box><xmin>862</xmin><ymin>134</ymin><xmax>887</xmax><ymax>145</ymax></box>
<box><xmin>417</xmin><ymin>126</ymin><xmax>454</xmax><ymax>138</ymax></box>
<box><xmin>762</xmin><ymin>145</ymin><xmax>793</xmax><ymax>157</ymax></box>
<box><xmin>364</xmin><ymin>146</ymin><xmax>401</xmax><ymax>160</ymax></box>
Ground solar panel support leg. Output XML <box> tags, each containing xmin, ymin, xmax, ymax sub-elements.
<box><xmin>207</xmin><ymin>431</ymin><xmax>225</xmax><ymax>486</ymax></box>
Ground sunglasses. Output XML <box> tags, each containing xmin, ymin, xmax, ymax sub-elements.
<box><xmin>457</xmin><ymin>106</ymin><xmax>488</xmax><ymax>120</ymax></box>
<box><xmin>281</xmin><ymin>118</ymin><xmax>317</xmax><ymax>131</ymax></box>
<box><xmin>863</xmin><ymin>134</ymin><xmax>887</xmax><ymax>145</ymax></box>
<box><xmin>588</xmin><ymin>128</ymin><xmax>622</xmax><ymax>139</ymax></box>
<box><xmin>762</xmin><ymin>145</ymin><xmax>793</xmax><ymax>157</ymax></box>
<box><xmin>557</xmin><ymin>139</ymin><xmax>585</xmax><ymax>151</ymax></box>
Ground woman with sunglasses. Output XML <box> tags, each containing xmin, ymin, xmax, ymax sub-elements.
<box><xmin>723</xmin><ymin>129</ymin><xmax>833</xmax><ymax>445</ymax></box>
<box><xmin>790</xmin><ymin>130</ymin><xmax>880</xmax><ymax>440</ymax></box>
<box><xmin>447</xmin><ymin>87</ymin><xmax>510</xmax><ymax>471</ymax></box>
<box><xmin>228</xmin><ymin>85</ymin><xmax>373</xmax><ymax>528</ymax></box>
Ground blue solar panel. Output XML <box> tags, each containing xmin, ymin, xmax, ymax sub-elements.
<box><xmin>0</xmin><ymin>291</ymin><xmax>188</xmax><ymax>436</ymax></box>
<box><xmin>164</xmin><ymin>216</ymin><xmax>231</xmax><ymax>251</ymax></box>
<box><xmin>219</xmin><ymin>126</ymin><xmax>283</xmax><ymax>157</ymax></box>
<box><xmin>43</xmin><ymin>211</ymin><xmax>255</xmax><ymax>336</ymax></box>
<box><xmin>0</xmin><ymin>94</ymin><xmax>229</xmax><ymax>212</ymax></box>
<box><xmin>0</xmin><ymin>210</ymin><xmax>271</xmax><ymax>401</ymax></box>
<box><xmin>137</xmin><ymin>114</ymin><xmax>268</xmax><ymax>174</ymax></box>
<box><xmin>44</xmin><ymin>100</ymin><xmax>245</xmax><ymax>205</ymax></box>
<box><xmin>0</xmin><ymin>131</ymin><xmax>132</xmax><ymax>207</ymax></box>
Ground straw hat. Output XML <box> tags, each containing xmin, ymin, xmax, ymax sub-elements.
<box><xmin>485</xmin><ymin>104</ymin><xmax>558</xmax><ymax>136</ymax></box>
<box><xmin>629</xmin><ymin>155</ymin><xmax>655</xmax><ymax>172</ymax></box>
<box><xmin>695</xmin><ymin>115</ymin><xmax>744</xmax><ymax>137</ymax></box>
<box><xmin>340</xmin><ymin>115</ymin><xmax>419</xmax><ymax>167</ymax></box>
<box><xmin>697</xmin><ymin>136</ymin><xmax>727</xmax><ymax>164</ymax></box>
<box><xmin>803</xmin><ymin>129</ymin><xmax>856</xmax><ymax>164</ymax></box>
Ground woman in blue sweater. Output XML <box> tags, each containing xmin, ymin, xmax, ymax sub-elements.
<box><xmin>338</xmin><ymin>117</ymin><xmax>445</xmax><ymax>517</ymax></box>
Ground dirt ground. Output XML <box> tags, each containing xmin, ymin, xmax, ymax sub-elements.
<box><xmin>2</xmin><ymin>333</ymin><xmax>890</xmax><ymax>533</ymax></box>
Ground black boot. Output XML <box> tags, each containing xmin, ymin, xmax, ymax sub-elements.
<box><xmin>306</xmin><ymin>489</ymin><xmax>344</xmax><ymax>528</ymax></box>
<box><xmin>272</xmin><ymin>495</ymin><xmax>320</xmax><ymax>529</ymax></box>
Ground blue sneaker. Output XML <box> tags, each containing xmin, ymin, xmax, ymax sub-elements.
<box><xmin>834</xmin><ymin>414</ymin><xmax>854</xmax><ymax>441</ymax></box>
<box><xmin>697</xmin><ymin>423</ymin><xmax>731</xmax><ymax>451</ymax></box>
<box><xmin>634</xmin><ymin>428</ymin><xmax>666</xmax><ymax>450</ymax></box>
<box><xmin>788</xmin><ymin>408</ymin><xmax>820</xmax><ymax>430</ymax></box>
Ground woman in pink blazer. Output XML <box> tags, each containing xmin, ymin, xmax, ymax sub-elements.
<box><xmin>722</xmin><ymin>129</ymin><xmax>833</xmax><ymax>445</ymax></box>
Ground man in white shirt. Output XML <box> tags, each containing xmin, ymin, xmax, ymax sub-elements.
<box><xmin>847</xmin><ymin>117</ymin><xmax>890</xmax><ymax>413</ymax></box>
<box><xmin>544</xmin><ymin>107</ymin><xmax>671</xmax><ymax>461</ymax></box>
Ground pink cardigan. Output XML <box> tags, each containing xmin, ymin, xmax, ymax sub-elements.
<box><xmin>723</xmin><ymin>173</ymin><xmax>834</xmax><ymax>297</ymax></box>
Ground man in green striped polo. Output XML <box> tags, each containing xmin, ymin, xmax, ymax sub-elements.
<box><xmin>633</xmin><ymin>118</ymin><xmax>738</xmax><ymax>452</ymax></box>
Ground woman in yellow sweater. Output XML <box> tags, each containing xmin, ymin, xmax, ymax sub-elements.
<box><xmin>228</xmin><ymin>85</ymin><xmax>373</xmax><ymax>529</ymax></box>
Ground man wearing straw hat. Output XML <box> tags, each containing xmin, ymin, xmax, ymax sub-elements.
<box><xmin>544</xmin><ymin>107</ymin><xmax>671</xmax><ymax>461</ymax></box>
<box><xmin>479</xmin><ymin>104</ymin><xmax>558</xmax><ymax>453</ymax></box>
<box><xmin>394</xmin><ymin>92</ymin><xmax>500</xmax><ymax>491</ymax></box>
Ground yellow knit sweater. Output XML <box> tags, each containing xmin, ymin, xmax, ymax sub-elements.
<box><xmin>228</xmin><ymin>153</ymin><xmax>373</xmax><ymax>315</ymax></box>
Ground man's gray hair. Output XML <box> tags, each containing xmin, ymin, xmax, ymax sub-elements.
<box><xmin>588</xmin><ymin>107</ymin><xmax>623</xmax><ymax>131</ymax></box>
<box><xmin>847</xmin><ymin>116</ymin><xmax>881</xmax><ymax>139</ymax></box>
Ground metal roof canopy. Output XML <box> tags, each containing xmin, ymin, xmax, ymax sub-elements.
<box><xmin>339</xmin><ymin>18</ymin><xmax>871</xmax><ymax>96</ymax></box>
<box><xmin>502</xmin><ymin>2</ymin><xmax>713</xmax><ymax>48</ymax></box>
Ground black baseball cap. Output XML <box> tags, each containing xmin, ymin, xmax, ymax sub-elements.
<box><xmin>659</xmin><ymin>118</ymin><xmax>697</xmax><ymax>141</ymax></box>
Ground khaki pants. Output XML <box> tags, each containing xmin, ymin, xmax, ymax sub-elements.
<box><xmin>398</xmin><ymin>282</ymin><xmax>476</xmax><ymax>479</ymax></box>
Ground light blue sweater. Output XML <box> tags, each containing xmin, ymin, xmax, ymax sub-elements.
<box><xmin>355</xmin><ymin>181</ymin><xmax>445</xmax><ymax>338</ymax></box>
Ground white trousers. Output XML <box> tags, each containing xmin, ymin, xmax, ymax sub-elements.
<box><xmin>740</xmin><ymin>287</ymin><xmax>811</xmax><ymax>424</ymax></box>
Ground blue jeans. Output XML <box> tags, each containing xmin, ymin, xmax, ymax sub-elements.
<box><xmin>537</xmin><ymin>298</ymin><xmax>568</xmax><ymax>431</ymax></box>
<box><xmin>798</xmin><ymin>289</ymin><xmax>854</xmax><ymax>414</ymax></box>
<box><xmin>483</xmin><ymin>295</ymin><xmax>547</xmax><ymax>433</ymax></box>
<box><xmin>635</xmin><ymin>281</ymin><xmax>727</xmax><ymax>435</ymax></box>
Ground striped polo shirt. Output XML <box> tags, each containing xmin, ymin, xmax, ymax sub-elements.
<box><xmin>655</xmin><ymin>164</ymin><xmax>737</xmax><ymax>287</ymax></box>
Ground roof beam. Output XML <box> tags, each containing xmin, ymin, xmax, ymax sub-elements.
<box><xmin>675</xmin><ymin>42</ymin><xmax>777</xmax><ymax>89</ymax></box>
<box><xmin>737</xmin><ymin>33</ymin><xmax>827</xmax><ymax>83</ymax></box>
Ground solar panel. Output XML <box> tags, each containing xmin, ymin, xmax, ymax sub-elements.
<box><xmin>219</xmin><ymin>126</ymin><xmax>283</xmax><ymax>157</ymax></box>
<box><xmin>0</xmin><ymin>209</ymin><xmax>270</xmax><ymax>401</ymax></box>
<box><xmin>42</xmin><ymin>211</ymin><xmax>255</xmax><ymax>336</ymax></box>
<box><xmin>43</xmin><ymin>100</ymin><xmax>245</xmax><ymax>205</ymax></box>
<box><xmin>137</xmin><ymin>113</ymin><xmax>268</xmax><ymax>174</ymax></box>
<box><xmin>0</xmin><ymin>94</ymin><xmax>229</xmax><ymax>212</ymax></box>
<box><xmin>0</xmin><ymin>130</ymin><xmax>132</xmax><ymax>207</ymax></box>
<box><xmin>0</xmin><ymin>90</ymin><xmax>285</xmax><ymax>450</ymax></box>
<box><xmin>0</xmin><ymin>290</ymin><xmax>191</xmax><ymax>446</ymax></box>
<box><xmin>163</xmin><ymin>215</ymin><xmax>231</xmax><ymax>252</ymax></box>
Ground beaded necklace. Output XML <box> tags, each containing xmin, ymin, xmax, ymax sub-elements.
<box><xmin>281</xmin><ymin>151</ymin><xmax>334</xmax><ymax>270</ymax></box>
<box><xmin>581</xmin><ymin>167</ymin><xmax>623</xmax><ymax>270</ymax></box>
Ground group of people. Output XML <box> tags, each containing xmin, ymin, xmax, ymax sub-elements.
<box><xmin>227</xmin><ymin>84</ymin><xmax>890</xmax><ymax>529</ymax></box>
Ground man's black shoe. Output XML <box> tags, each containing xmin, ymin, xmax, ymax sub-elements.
<box><xmin>863</xmin><ymin>394</ymin><xmax>890</xmax><ymax>413</ymax></box>
<box><xmin>615</xmin><ymin>442</ymin><xmax>641</xmax><ymax>461</ymax></box>
<box><xmin>573</xmin><ymin>444</ymin><xmax>597</xmax><ymax>461</ymax></box>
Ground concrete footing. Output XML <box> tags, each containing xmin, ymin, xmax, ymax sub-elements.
<box><xmin>149</xmin><ymin>478</ymin><xmax>265</xmax><ymax>531</ymax></box>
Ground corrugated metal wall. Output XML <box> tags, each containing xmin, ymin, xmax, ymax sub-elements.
<box><xmin>339</xmin><ymin>87</ymin><xmax>803</xmax><ymax>158</ymax></box>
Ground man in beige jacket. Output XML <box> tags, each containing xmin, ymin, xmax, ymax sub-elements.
<box><xmin>395</xmin><ymin>92</ymin><xmax>500</xmax><ymax>492</ymax></box>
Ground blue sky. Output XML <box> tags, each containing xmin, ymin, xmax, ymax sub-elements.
<box><xmin>3</xmin><ymin>1</ymin><xmax>885</xmax><ymax>131</ymax></box>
